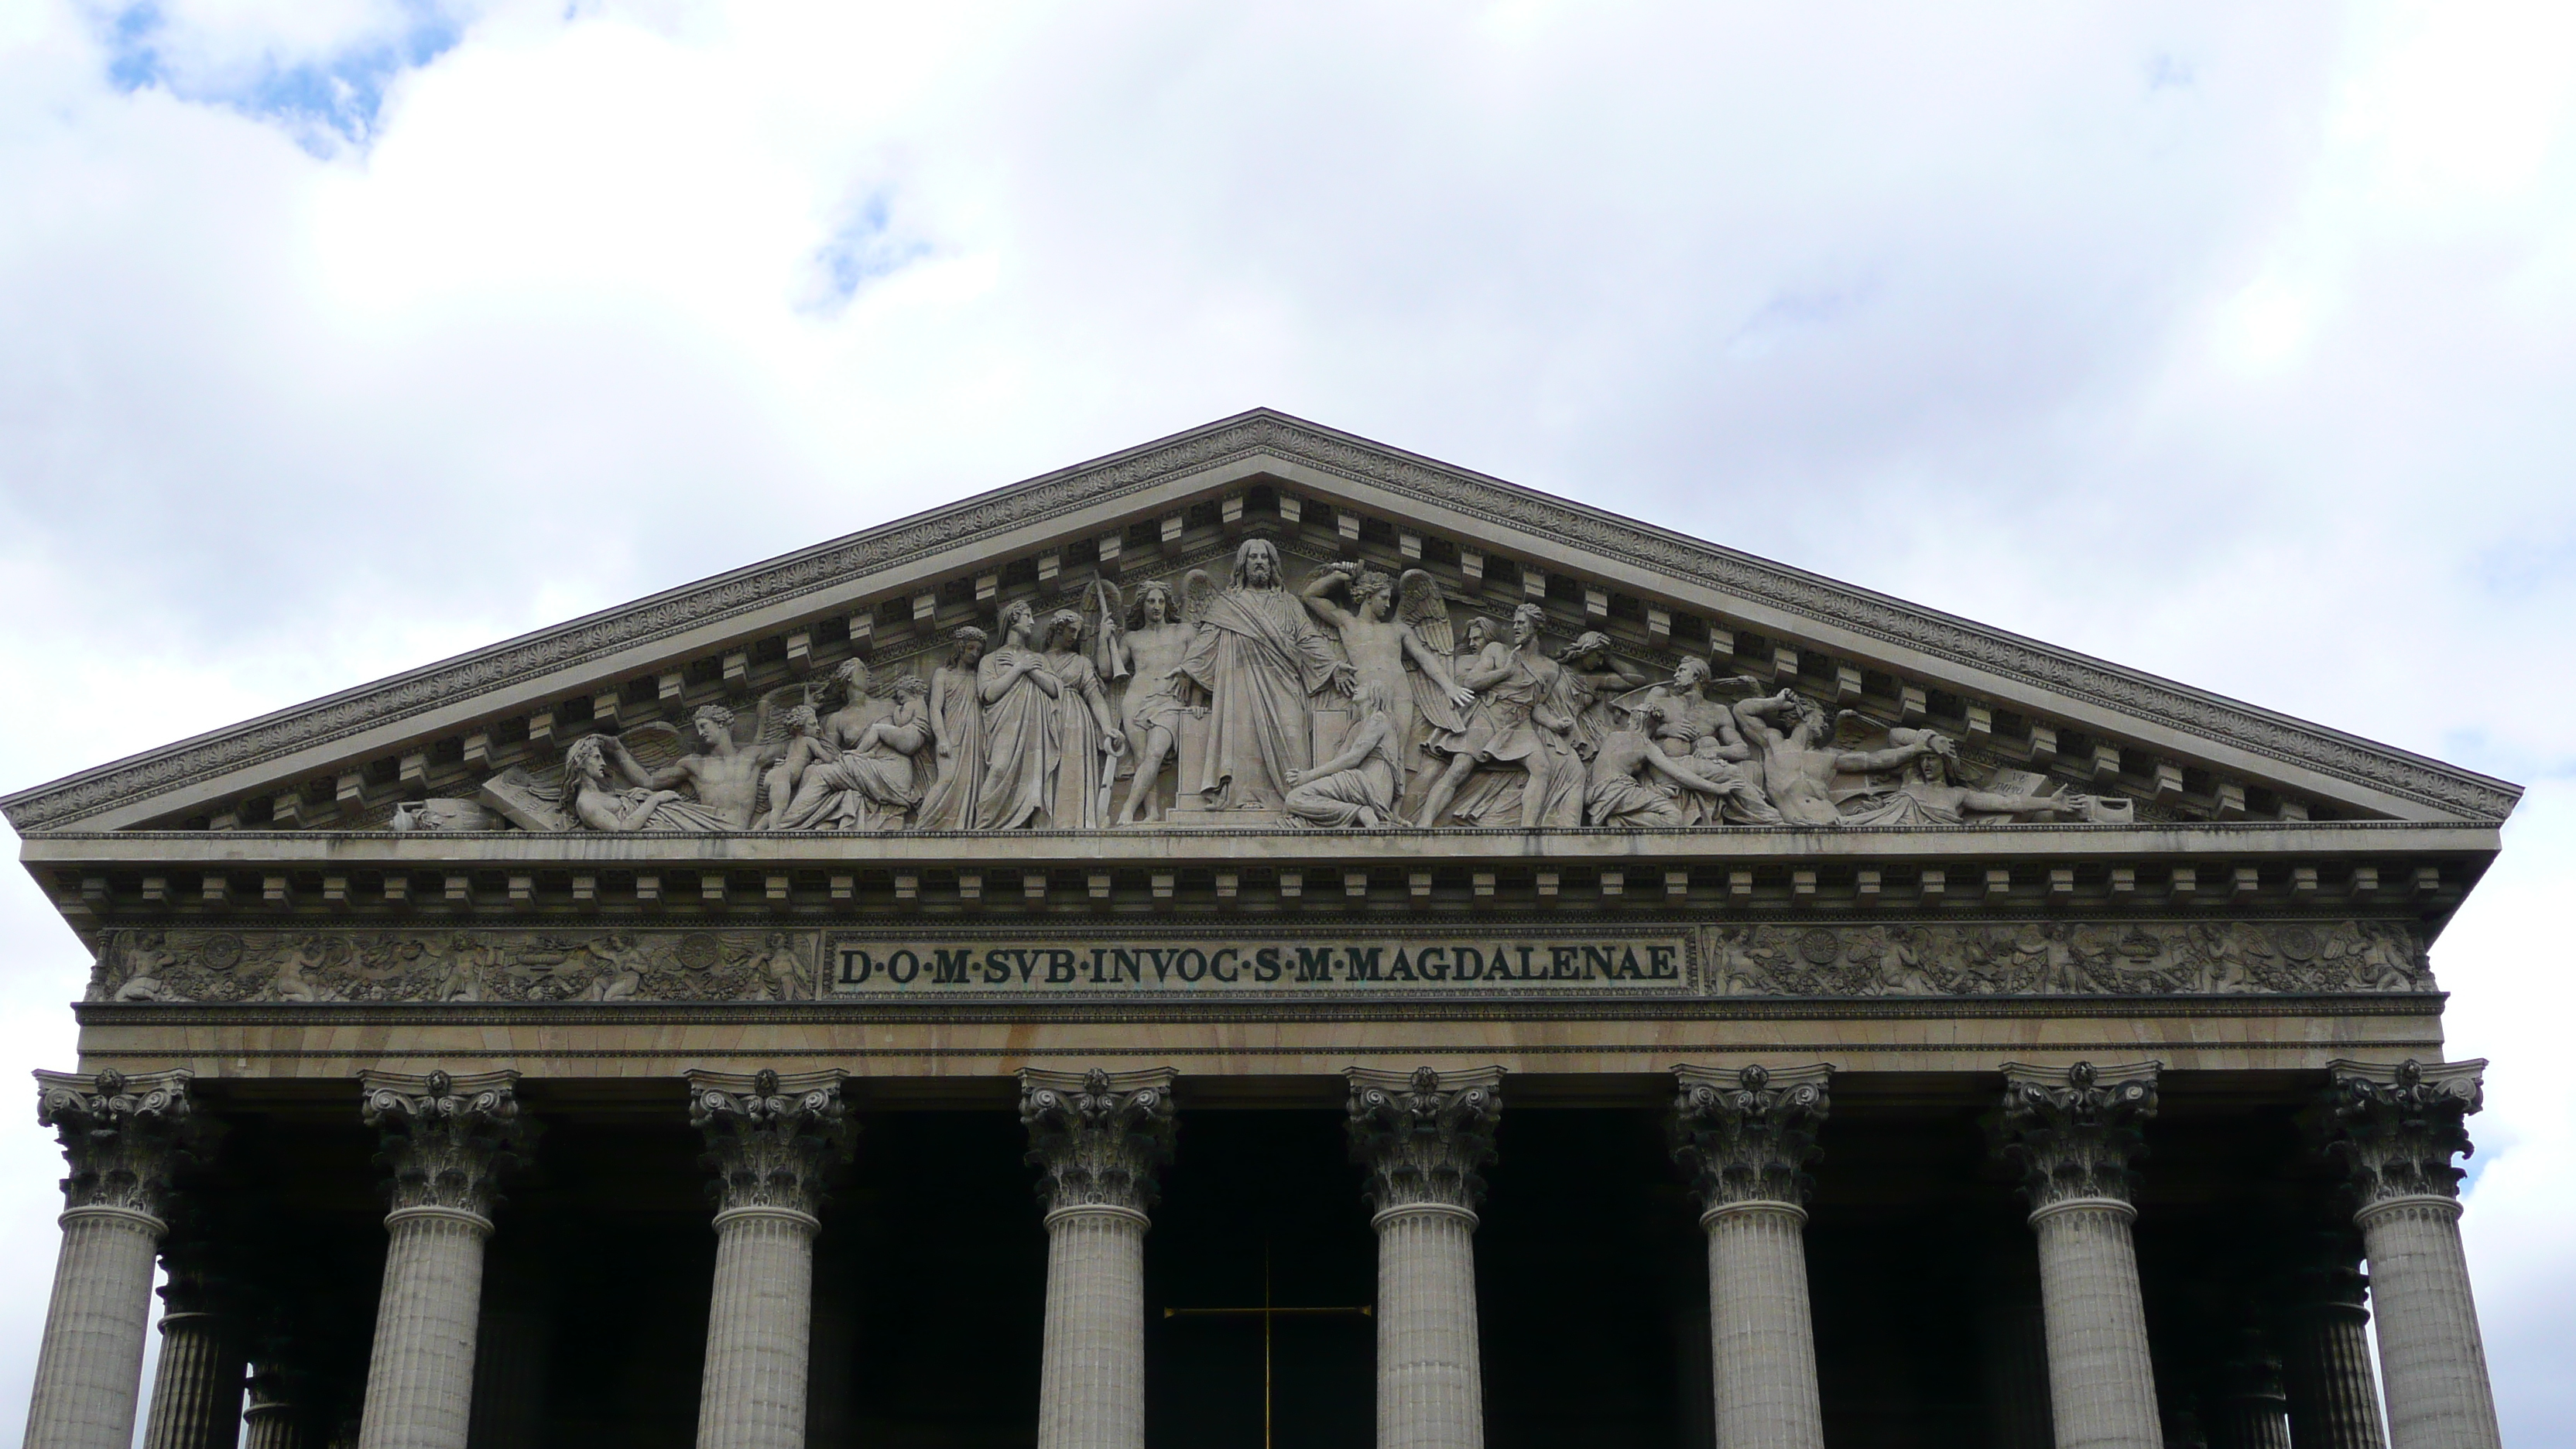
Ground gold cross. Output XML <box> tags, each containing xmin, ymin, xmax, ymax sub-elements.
<box><xmin>1162</xmin><ymin>1240</ymin><xmax>1372</xmax><ymax>1449</ymax></box>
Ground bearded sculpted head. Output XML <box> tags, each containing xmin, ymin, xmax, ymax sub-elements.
<box><xmin>1231</xmin><ymin>539</ymin><xmax>1283</xmax><ymax>590</ymax></box>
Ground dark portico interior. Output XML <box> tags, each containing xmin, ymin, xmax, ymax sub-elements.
<box><xmin>185</xmin><ymin>1073</ymin><xmax>2346</xmax><ymax>1449</ymax></box>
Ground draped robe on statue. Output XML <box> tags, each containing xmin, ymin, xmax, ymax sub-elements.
<box><xmin>1178</xmin><ymin>584</ymin><xmax>1345</xmax><ymax>809</ymax></box>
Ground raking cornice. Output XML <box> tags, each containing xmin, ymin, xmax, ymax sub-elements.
<box><xmin>0</xmin><ymin>409</ymin><xmax>2520</xmax><ymax>828</ymax></box>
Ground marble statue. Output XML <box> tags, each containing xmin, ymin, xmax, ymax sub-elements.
<box><xmin>974</xmin><ymin>601</ymin><xmax>1064</xmax><ymax>831</ymax></box>
<box><xmin>564</xmin><ymin>734</ymin><xmax>735</xmax><ymax>833</ymax></box>
<box><xmin>1283</xmin><ymin>674</ymin><xmax>1406</xmax><ymax>829</ymax></box>
<box><xmin>913</xmin><ymin>626</ymin><xmax>988</xmax><ymax>830</ymax></box>
<box><xmin>1838</xmin><ymin>731</ymin><xmax>2092</xmax><ymax>826</ymax></box>
<box><xmin>1112</xmin><ymin>578</ymin><xmax>1202</xmax><ymax>825</ymax></box>
<box><xmin>1298</xmin><ymin>562</ymin><xmax>1474</xmax><ymax>792</ymax></box>
<box><xmin>1416</xmin><ymin>604</ymin><xmax>1584</xmax><ymax>829</ymax></box>
<box><xmin>1730</xmin><ymin>690</ymin><xmax>1936</xmax><ymax>828</ymax></box>
<box><xmin>1556</xmin><ymin>632</ymin><xmax>1654</xmax><ymax>757</ymax></box>
<box><xmin>1587</xmin><ymin>699</ymin><xmax>1781</xmax><ymax>827</ymax></box>
<box><xmin>773</xmin><ymin>662</ymin><xmax>930</xmax><ymax>831</ymax></box>
<box><xmin>1177</xmin><ymin>540</ymin><xmax>1355</xmax><ymax>810</ymax></box>
<box><xmin>1040</xmin><ymin>609</ymin><xmax>1125</xmax><ymax>830</ymax></box>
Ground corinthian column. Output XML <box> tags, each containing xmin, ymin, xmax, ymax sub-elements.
<box><xmin>353</xmin><ymin>1070</ymin><xmax>526</xmax><ymax>1449</ymax></box>
<box><xmin>140</xmin><ymin>1247</ymin><xmax>247</xmax><ymax>1449</ymax></box>
<box><xmin>1669</xmin><ymin>1064</ymin><xmax>1831</xmax><ymax>1449</ymax></box>
<box><xmin>2280</xmin><ymin>1231</ymin><xmax>2386</xmax><ymax>1449</ymax></box>
<box><xmin>2320</xmin><ymin>1059</ymin><xmax>2499</xmax><ymax>1449</ymax></box>
<box><xmin>687</xmin><ymin>1068</ymin><xmax>854</xmax><ymax>1449</ymax></box>
<box><xmin>24</xmin><ymin>1068</ymin><xmax>204</xmax><ymax>1449</ymax></box>
<box><xmin>1021</xmin><ymin>1068</ymin><xmax>1177</xmax><ymax>1449</ymax></box>
<box><xmin>1348</xmin><ymin>1066</ymin><xmax>1503</xmax><ymax>1449</ymax></box>
<box><xmin>1995</xmin><ymin>1060</ymin><xmax>2163</xmax><ymax>1449</ymax></box>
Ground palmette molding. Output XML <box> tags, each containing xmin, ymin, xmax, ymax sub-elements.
<box><xmin>1</xmin><ymin>413</ymin><xmax>2517</xmax><ymax>829</ymax></box>
<box><xmin>81</xmin><ymin>918</ymin><xmax>2431</xmax><ymax>1005</ymax></box>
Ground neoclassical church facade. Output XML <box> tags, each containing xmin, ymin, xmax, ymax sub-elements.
<box><xmin>5</xmin><ymin>412</ymin><xmax>2513</xmax><ymax>1449</ymax></box>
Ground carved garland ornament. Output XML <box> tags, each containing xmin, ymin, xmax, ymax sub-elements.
<box><xmin>81</xmin><ymin>919</ymin><xmax>2432</xmax><ymax>1005</ymax></box>
<box><xmin>6</xmin><ymin>416</ymin><xmax>2514</xmax><ymax>829</ymax></box>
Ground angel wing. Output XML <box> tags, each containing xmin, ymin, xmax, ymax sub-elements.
<box><xmin>1396</xmin><ymin>570</ymin><xmax>1454</xmax><ymax>654</ymax></box>
<box><xmin>1180</xmin><ymin>569</ymin><xmax>1218</xmax><ymax>625</ymax></box>
<box><xmin>617</xmin><ymin>721</ymin><xmax>689</xmax><ymax>774</ymax></box>
<box><xmin>752</xmin><ymin>683</ymin><xmax>816</xmax><ymax>745</ymax></box>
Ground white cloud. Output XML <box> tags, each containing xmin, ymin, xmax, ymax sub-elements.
<box><xmin>2</xmin><ymin>0</ymin><xmax>2571</xmax><ymax>1439</ymax></box>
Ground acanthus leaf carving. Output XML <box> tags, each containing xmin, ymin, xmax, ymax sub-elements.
<box><xmin>1346</xmin><ymin>1065</ymin><xmax>1504</xmax><ymax>1215</ymax></box>
<box><xmin>360</xmin><ymin>1068</ymin><xmax>526</xmax><ymax>1220</ymax></box>
<box><xmin>687</xmin><ymin>1067</ymin><xmax>855</xmax><ymax>1218</ymax></box>
<box><xmin>2319</xmin><ymin>1057</ymin><xmax>2485</xmax><ymax>1208</ymax></box>
<box><xmin>1993</xmin><ymin>1060</ymin><xmax>2161</xmax><ymax>1211</ymax></box>
<box><xmin>34</xmin><ymin>1067</ymin><xmax>204</xmax><ymax>1221</ymax></box>
<box><xmin>1669</xmin><ymin>1063</ymin><xmax>1831</xmax><ymax>1211</ymax></box>
<box><xmin>1019</xmin><ymin>1067</ymin><xmax>1176</xmax><ymax>1215</ymax></box>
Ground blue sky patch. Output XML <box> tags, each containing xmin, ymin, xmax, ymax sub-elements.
<box><xmin>98</xmin><ymin>0</ymin><xmax>464</xmax><ymax>152</ymax></box>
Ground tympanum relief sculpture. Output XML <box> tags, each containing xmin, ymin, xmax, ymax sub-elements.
<box><xmin>448</xmin><ymin>547</ymin><xmax>2143</xmax><ymax>834</ymax></box>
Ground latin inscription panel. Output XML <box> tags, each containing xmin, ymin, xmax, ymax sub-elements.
<box><xmin>827</xmin><ymin>932</ymin><xmax>1695</xmax><ymax>995</ymax></box>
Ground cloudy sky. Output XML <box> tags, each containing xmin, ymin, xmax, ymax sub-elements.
<box><xmin>3</xmin><ymin>0</ymin><xmax>2571</xmax><ymax>1438</ymax></box>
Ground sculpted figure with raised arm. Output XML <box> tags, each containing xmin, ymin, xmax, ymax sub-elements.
<box><xmin>1177</xmin><ymin>539</ymin><xmax>1355</xmax><ymax>811</ymax></box>
<box><xmin>1731</xmin><ymin>689</ymin><xmax>1934</xmax><ymax>827</ymax></box>
<box><xmin>1299</xmin><ymin>561</ymin><xmax>1474</xmax><ymax>779</ymax></box>
<box><xmin>1414</xmin><ymin>602</ymin><xmax>1584</xmax><ymax>829</ymax></box>
<box><xmin>593</xmin><ymin>704</ymin><xmax>777</xmax><ymax>829</ymax></box>
<box><xmin>1838</xmin><ymin>731</ymin><xmax>2091</xmax><ymax>826</ymax></box>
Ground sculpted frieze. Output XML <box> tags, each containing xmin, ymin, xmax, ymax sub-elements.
<box><xmin>88</xmin><ymin>927</ymin><xmax>817</xmax><ymax>1005</ymax></box>
<box><xmin>1707</xmin><ymin>919</ymin><xmax>2430</xmax><ymax>997</ymax></box>
<box><xmin>80</xmin><ymin>919</ymin><xmax>2430</xmax><ymax>1005</ymax></box>
<box><xmin>7</xmin><ymin>414</ymin><xmax>2516</xmax><ymax>834</ymax></box>
<box><xmin>436</xmin><ymin>548</ymin><xmax>2146</xmax><ymax>836</ymax></box>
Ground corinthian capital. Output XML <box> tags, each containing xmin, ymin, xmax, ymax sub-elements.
<box><xmin>1347</xmin><ymin>1066</ymin><xmax>1504</xmax><ymax>1215</ymax></box>
<box><xmin>688</xmin><ymin>1068</ymin><xmax>854</xmax><ymax>1218</ymax></box>
<box><xmin>2320</xmin><ymin>1057</ymin><xmax>2485</xmax><ymax>1208</ymax></box>
<box><xmin>1020</xmin><ymin>1067</ymin><xmax>1177</xmax><ymax>1215</ymax></box>
<box><xmin>361</xmin><ymin>1069</ymin><xmax>526</xmax><ymax>1220</ymax></box>
<box><xmin>34</xmin><ymin>1067</ymin><xmax>204</xmax><ymax>1221</ymax></box>
<box><xmin>1670</xmin><ymin>1064</ymin><xmax>1832</xmax><ymax>1211</ymax></box>
<box><xmin>1995</xmin><ymin>1060</ymin><xmax>2161</xmax><ymax>1211</ymax></box>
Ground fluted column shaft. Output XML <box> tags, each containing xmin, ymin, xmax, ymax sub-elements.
<box><xmin>1349</xmin><ymin>1065</ymin><xmax>1502</xmax><ymax>1449</ymax></box>
<box><xmin>2355</xmin><ymin>1198</ymin><xmax>2495</xmax><ymax>1449</ymax></box>
<box><xmin>25</xmin><ymin>1068</ymin><xmax>200</xmax><ymax>1449</ymax></box>
<box><xmin>2283</xmin><ymin>1301</ymin><xmax>2386</xmax><ymax>1449</ymax></box>
<box><xmin>1702</xmin><ymin>1202</ymin><xmax>1824</xmax><ymax>1449</ymax></box>
<box><xmin>2319</xmin><ymin>1059</ymin><xmax>2498</xmax><ymax>1449</ymax></box>
<box><xmin>141</xmin><ymin>1303</ymin><xmax>245</xmax><ymax>1449</ymax></box>
<box><xmin>356</xmin><ymin>1210</ymin><xmax>489</xmax><ymax>1449</ymax></box>
<box><xmin>1670</xmin><ymin>1063</ymin><xmax>1831</xmax><ymax>1449</ymax></box>
<box><xmin>1372</xmin><ymin>1204</ymin><xmax>1484</xmax><ymax>1449</ymax></box>
<box><xmin>1037</xmin><ymin>1205</ymin><xmax>1151</xmax><ymax>1449</ymax></box>
<box><xmin>23</xmin><ymin>1208</ymin><xmax>167</xmax><ymax>1449</ymax></box>
<box><xmin>2029</xmin><ymin>1199</ymin><xmax>2160</xmax><ymax>1449</ymax></box>
<box><xmin>352</xmin><ymin>1070</ymin><xmax>524</xmax><ymax>1449</ymax></box>
<box><xmin>1023</xmin><ymin>1067</ymin><xmax>1176</xmax><ymax>1449</ymax></box>
<box><xmin>1997</xmin><ymin>1060</ymin><xmax>2163</xmax><ymax>1449</ymax></box>
<box><xmin>697</xmin><ymin>1208</ymin><xmax>821</xmax><ymax>1446</ymax></box>
<box><xmin>686</xmin><ymin>1068</ymin><xmax>853</xmax><ymax>1449</ymax></box>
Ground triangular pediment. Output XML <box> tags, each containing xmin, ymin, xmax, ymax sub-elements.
<box><xmin>2</xmin><ymin>409</ymin><xmax>2519</xmax><ymax>833</ymax></box>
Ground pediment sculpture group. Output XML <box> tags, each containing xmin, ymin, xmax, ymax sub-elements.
<box><xmin>500</xmin><ymin>540</ymin><xmax>2099</xmax><ymax>834</ymax></box>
